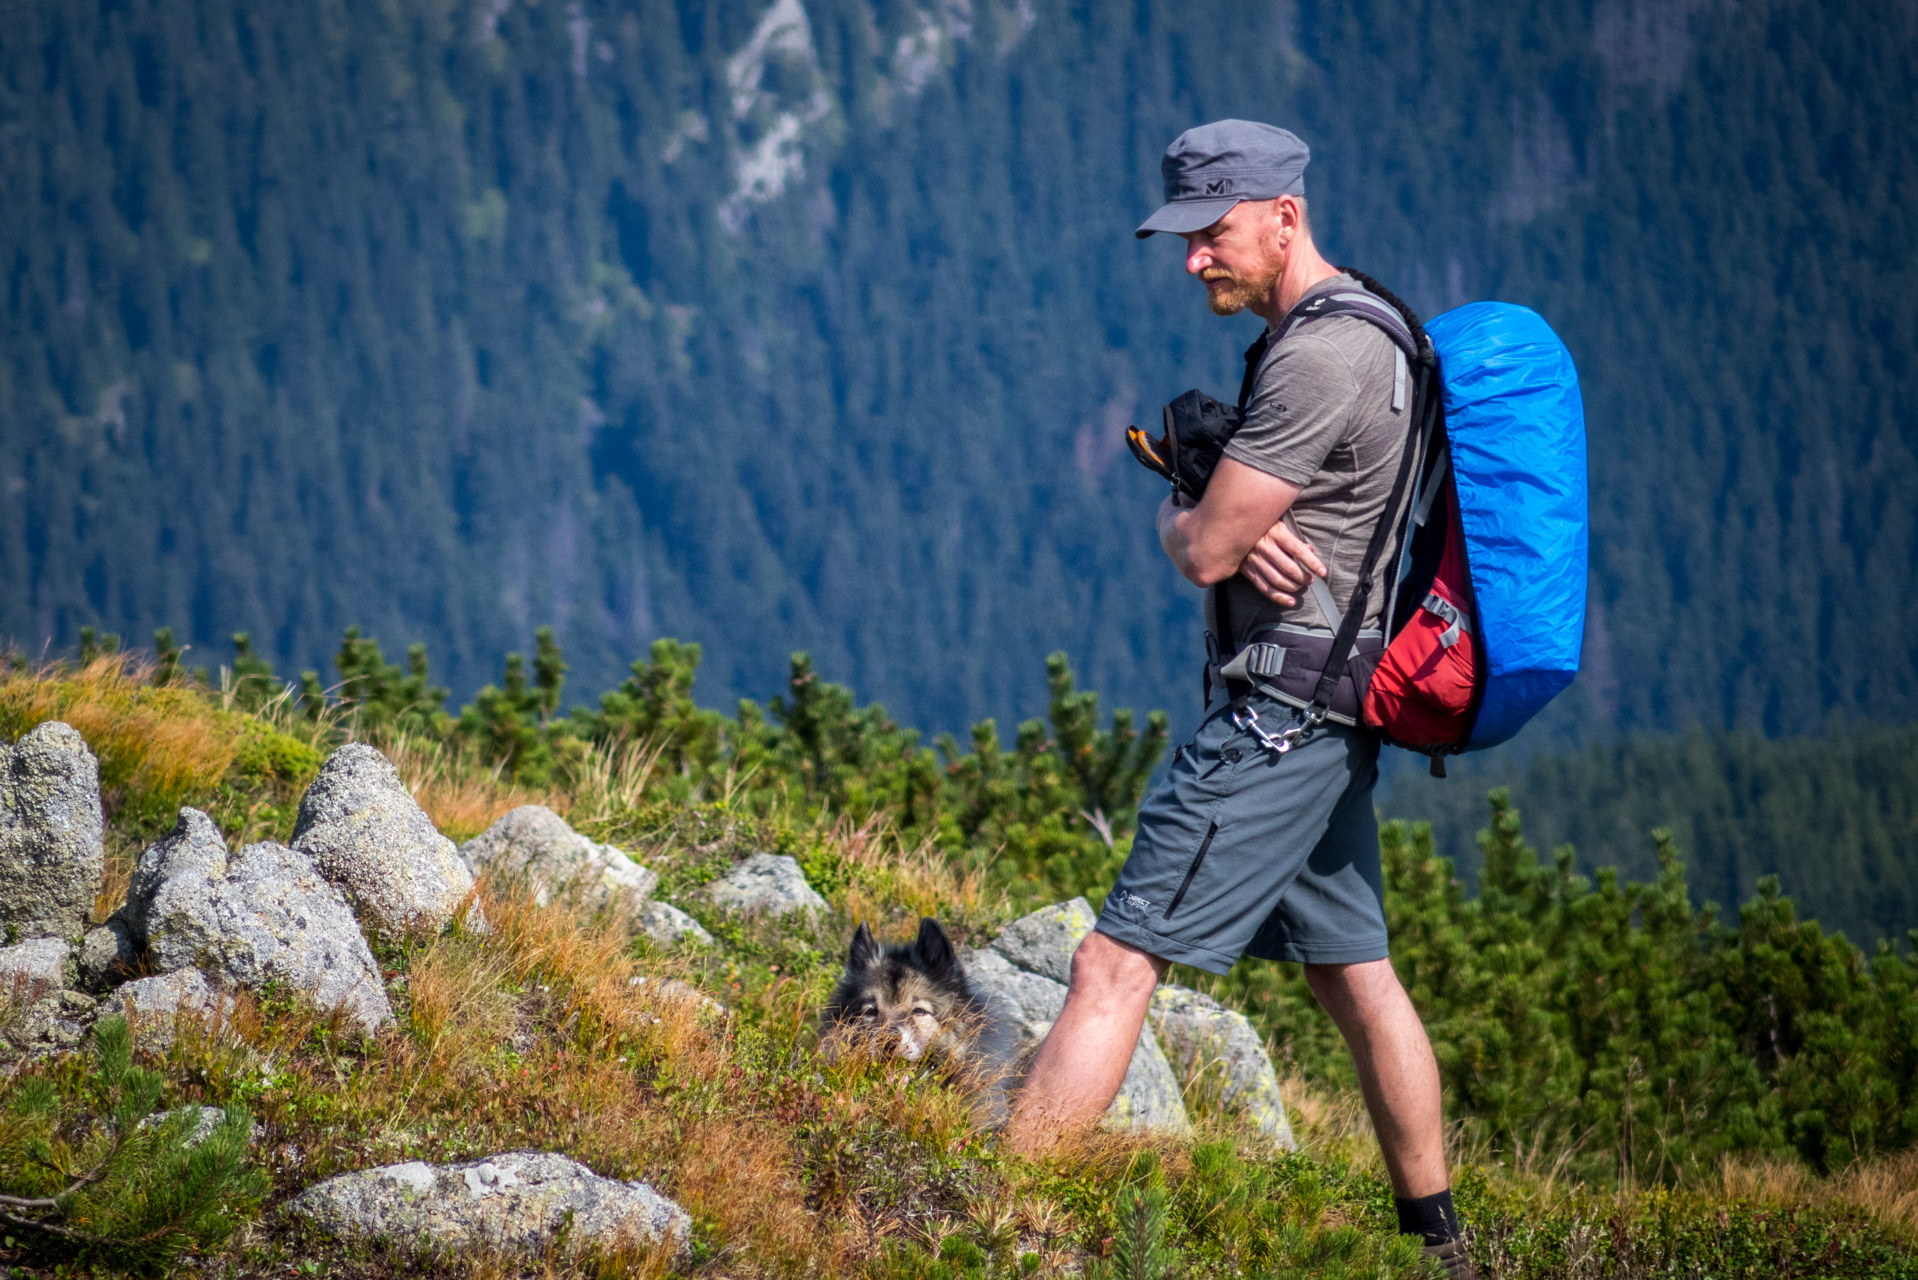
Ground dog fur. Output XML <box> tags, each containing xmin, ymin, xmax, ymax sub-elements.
<box><xmin>819</xmin><ymin>917</ymin><xmax>1022</xmax><ymax>1122</ymax></box>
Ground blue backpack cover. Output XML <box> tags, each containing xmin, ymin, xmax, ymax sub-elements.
<box><xmin>1424</xmin><ymin>302</ymin><xmax>1588</xmax><ymax>749</ymax></box>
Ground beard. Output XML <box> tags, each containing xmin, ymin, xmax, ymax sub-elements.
<box><xmin>1202</xmin><ymin>262</ymin><xmax>1280</xmax><ymax>316</ymax></box>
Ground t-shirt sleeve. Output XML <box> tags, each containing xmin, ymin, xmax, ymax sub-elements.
<box><xmin>1223</xmin><ymin>331</ymin><xmax>1361</xmax><ymax>488</ymax></box>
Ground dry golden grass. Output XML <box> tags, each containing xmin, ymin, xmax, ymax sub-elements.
<box><xmin>377</xmin><ymin>732</ymin><xmax>556</xmax><ymax>842</ymax></box>
<box><xmin>1721</xmin><ymin>1148</ymin><xmax>1918</xmax><ymax>1238</ymax></box>
<box><xmin>183</xmin><ymin>880</ymin><xmax>889</xmax><ymax>1277</ymax></box>
<box><xmin>839</xmin><ymin>817</ymin><xmax>1005</xmax><ymax>945</ymax></box>
<box><xmin>565</xmin><ymin>736</ymin><xmax>670</xmax><ymax>827</ymax></box>
<box><xmin>0</xmin><ymin>656</ymin><xmax>236</xmax><ymax>808</ymax></box>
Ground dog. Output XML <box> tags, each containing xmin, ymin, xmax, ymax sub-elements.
<box><xmin>819</xmin><ymin>917</ymin><xmax>1023</xmax><ymax>1122</ymax></box>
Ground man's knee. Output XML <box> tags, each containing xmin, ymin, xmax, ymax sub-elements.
<box><xmin>1303</xmin><ymin>956</ymin><xmax>1402</xmax><ymax>1016</ymax></box>
<box><xmin>1067</xmin><ymin>930</ymin><xmax>1168</xmax><ymax>1008</ymax></box>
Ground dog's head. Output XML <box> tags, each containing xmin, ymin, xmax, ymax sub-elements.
<box><xmin>821</xmin><ymin>917</ymin><xmax>980</xmax><ymax>1063</ymax></box>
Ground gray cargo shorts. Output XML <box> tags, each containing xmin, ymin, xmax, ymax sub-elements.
<box><xmin>1095</xmin><ymin>692</ymin><xmax>1387</xmax><ymax>975</ymax></box>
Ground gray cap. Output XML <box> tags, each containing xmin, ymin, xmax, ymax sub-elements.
<box><xmin>1135</xmin><ymin>119</ymin><xmax>1310</xmax><ymax>239</ymax></box>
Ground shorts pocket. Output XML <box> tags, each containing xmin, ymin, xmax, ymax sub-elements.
<box><xmin>1164</xmin><ymin>818</ymin><xmax>1219</xmax><ymax>919</ymax></box>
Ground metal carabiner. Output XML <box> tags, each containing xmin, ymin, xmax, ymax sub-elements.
<box><xmin>1231</xmin><ymin>702</ymin><xmax>1312</xmax><ymax>756</ymax></box>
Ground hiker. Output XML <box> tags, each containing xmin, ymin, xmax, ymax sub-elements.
<box><xmin>1005</xmin><ymin>120</ymin><xmax>1477</xmax><ymax>1278</ymax></box>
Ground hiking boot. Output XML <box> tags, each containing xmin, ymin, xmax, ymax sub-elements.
<box><xmin>1422</xmin><ymin>1236</ymin><xmax>1479</xmax><ymax>1280</ymax></box>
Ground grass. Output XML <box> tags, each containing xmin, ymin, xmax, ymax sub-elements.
<box><xmin>1</xmin><ymin>662</ymin><xmax>1916</xmax><ymax>1277</ymax></box>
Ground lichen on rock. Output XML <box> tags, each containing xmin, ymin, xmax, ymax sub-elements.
<box><xmin>0</xmin><ymin>721</ymin><xmax>105</xmax><ymax>944</ymax></box>
<box><xmin>702</xmin><ymin>853</ymin><xmax>825</xmax><ymax>917</ymax></box>
<box><xmin>287</xmin><ymin>1151</ymin><xmax>690</xmax><ymax>1260</ymax></box>
<box><xmin>292</xmin><ymin>744</ymin><xmax>481</xmax><ymax>938</ymax></box>
<box><xmin>460</xmin><ymin>805</ymin><xmax>657</xmax><ymax>912</ymax></box>
<box><xmin>123</xmin><ymin>807</ymin><xmax>394</xmax><ymax>1034</ymax></box>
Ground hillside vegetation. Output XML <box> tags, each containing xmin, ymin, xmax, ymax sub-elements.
<box><xmin>4</xmin><ymin>0</ymin><xmax>1915</xmax><ymax>744</ymax></box>
<box><xmin>2</xmin><ymin>640</ymin><xmax>1915</xmax><ymax>1277</ymax></box>
<box><xmin>1385</xmin><ymin>723</ymin><xmax>1918</xmax><ymax>952</ymax></box>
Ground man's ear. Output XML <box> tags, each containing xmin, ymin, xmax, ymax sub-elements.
<box><xmin>913</xmin><ymin>917</ymin><xmax>958</xmax><ymax>979</ymax></box>
<box><xmin>847</xmin><ymin>922</ymin><xmax>882</xmax><ymax>972</ymax></box>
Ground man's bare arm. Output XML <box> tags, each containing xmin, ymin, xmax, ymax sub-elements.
<box><xmin>1157</xmin><ymin>456</ymin><xmax>1309</xmax><ymax>590</ymax></box>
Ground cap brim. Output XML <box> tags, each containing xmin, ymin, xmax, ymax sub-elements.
<box><xmin>1134</xmin><ymin>196</ymin><xmax>1243</xmax><ymax>239</ymax></box>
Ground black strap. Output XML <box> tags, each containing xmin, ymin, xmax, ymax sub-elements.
<box><xmin>1212</xmin><ymin>330</ymin><xmax>1271</xmax><ymax>663</ymax></box>
<box><xmin>1226</xmin><ymin>271</ymin><xmax>1435</xmax><ymax>721</ymax></box>
<box><xmin>1308</xmin><ymin>386</ymin><xmax>1428</xmax><ymax>712</ymax></box>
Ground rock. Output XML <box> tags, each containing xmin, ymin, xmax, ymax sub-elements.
<box><xmin>702</xmin><ymin>853</ymin><xmax>825</xmax><ymax>917</ymax></box>
<box><xmin>460</xmin><ymin>806</ymin><xmax>657</xmax><ymax>912</ymax></box>
<box><xmin>0</xmin><ymin>721</ymin><xmax>105</xmax><ymax>943</ymax></box>
<box><xmin>287</xmin><ymin>1151</ymin><xmax>691</xmax><ymax>1259</ymax></box>
<box><xmin>963</xmin><ymin>944</ymin><xmax>1189</xmax><ymax>1135</ymax></box>
<box><xmin>77</xmin><ymin>918</ymin><xmax>136</xmax><ymax>988</ymax></box>
<box><xmin>291</xmin><ymin>744</ymin><xmax>480</xmax><ymax>937</ymax></box>
<box><xmin>102</xmin><ymin>968</ymin><xmax>239</xmax><ymax>1048</ymax></box>
<box><xmin>0</xmin><ymin>937</ymin><xmax>73</xmax><ymax>995</ymax></box>
<box><xmin>0</xmin><ymin>986</ymin><xmax>96</xmax><ymax>1059</ymax></box>
<box><xmin>144</xmin><ymin>1104</ymin><xmax>257</xmax><ymax>1147</ymax></box>
<box><xmin>634</xmin><ymin>899</ymin><xmax>713</xmax><ymax>948</ymax></box>
<box><xmin>1102</xmin><ymin>1018</ymin><xmax>1192</xmax><ymax>1135</ymax></box>
<box><xmin>1152</xmin><ymin>985</ymin><xmax>1294</xmax><ymax>1148</ymax></box>
<box><xmin>628</xmin><ymin>976</ymin><xmax>729</xmax><ymax>1018</ymax></box>
<box><xmin>124</xmin><ymin>808</ymin><xmax>394</xmax><ymax>1035</ymax></box>
<box><xmin>960</xmin><ymin>947</ymin><xmax>1066</xmax><ymax>1032</ymax></box>
<box><xmin>988</xmin><ymin>897</ymin><xmax>1098</xmax><ymax>986</ymax></box>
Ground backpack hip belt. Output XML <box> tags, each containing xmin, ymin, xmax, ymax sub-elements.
<box><xmin>1206</xmin><ymin>625</ymin><xmax>1387</xmax><ymax>728</ymax></box>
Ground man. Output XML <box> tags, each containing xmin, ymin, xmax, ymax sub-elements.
<box><xmin>1005</xmin><ymin>120</ymin><xmax>1475</xmax><ymax>1277</ymax></box>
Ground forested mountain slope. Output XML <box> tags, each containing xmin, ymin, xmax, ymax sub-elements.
<box><xmin>1383</xmin><ymin>722</ymin><xmax>1918</xmax><ymax>950</ymax></box>
<box><xmin>3</xmin><ymin>0</ymin><xmax>1914</xmax><ymax>743</ymax></box>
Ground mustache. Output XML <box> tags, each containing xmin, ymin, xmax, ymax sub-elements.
<box><xmin>1200</xmin><ymin>268</ymin><xmax>1237</xmax><ymax>283</ymax></box>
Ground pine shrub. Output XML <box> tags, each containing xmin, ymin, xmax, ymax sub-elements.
<box><xmin>0</xmin><ymin>1015</ymin><xmax>266</xmax><ymax>1272</ymax></box>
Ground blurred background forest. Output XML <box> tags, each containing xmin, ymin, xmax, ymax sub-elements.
<box><xmin>2</xmin><ymin>2</ymin><xmax>1914</xmax><ymax>942</ymax></box>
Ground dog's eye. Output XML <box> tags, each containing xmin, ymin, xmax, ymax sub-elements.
<box><xmin>859</xmin><ymin>1004</ymin><xmax>879</xmax><ymax>1020</ymax></box>
<box><xmin>911</xmin><ymin>1005</ymin><xmax>934</xmax><ymax>1018</ymax></box>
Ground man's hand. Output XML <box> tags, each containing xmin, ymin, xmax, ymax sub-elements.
<box><xmin>1240</xmin><ymin>518</ymin><xmax>1326</xmax><ymax>607</ymax></box>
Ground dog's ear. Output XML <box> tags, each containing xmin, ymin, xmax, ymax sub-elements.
<box><xmin>847</xmin><ymin>922</ymin><xmax>882</xmax><ymax>972</ymax></box>
<box><xmin>913</xmin><ymin>917</ymin><xmax>958</xmax><ymax>979</ymax></box>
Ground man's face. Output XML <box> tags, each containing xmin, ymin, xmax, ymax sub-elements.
<box><xmin>1180</xmin><ymin>199</ymin><xmax>1285</xmax><ymax>317</ymax></box>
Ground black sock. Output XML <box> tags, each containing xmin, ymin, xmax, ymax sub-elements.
<box><xmin>1395</xmin><ymin>1188</ymin><xmax>1462</xmax><ymax>1245</ymax></box>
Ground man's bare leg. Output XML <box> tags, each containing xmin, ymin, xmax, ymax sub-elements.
<box><xmin>1304</xmin><ymin>958</ymin><xmax>1448</xmax><ymax>1196</ymax></box>
<box><xmin>1005</xmin><ymin>931</ymin><xmax>1169</xmax><ymax>1155</ymax></box>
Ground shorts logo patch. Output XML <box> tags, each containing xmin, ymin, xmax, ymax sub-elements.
<box><xmin>1119</xmin><ymin>891</ymin><xmax>1153</xmax><ymax>913</ymax></box>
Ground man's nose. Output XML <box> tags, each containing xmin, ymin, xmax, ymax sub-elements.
<box><xmin>1186</xmin><ymin>243</ymin><xmax>1212</xmax><ymax>275</ymax></box>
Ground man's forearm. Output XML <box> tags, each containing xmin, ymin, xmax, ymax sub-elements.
<box><xmin>1156</xmin><ymin>458</ymin><xmax>1305</xmax><ymax>589</ymax></box>
<box><xmin>1157</xmin><ymin>499</ymin><xmax>1239</xmax><ymax>587</ymax></box>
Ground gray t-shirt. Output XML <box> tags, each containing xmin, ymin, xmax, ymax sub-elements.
<box><xmin>1204</xmin><ymin>273</ymin><xmax>1412</xmax><ymax>648</ymax></box>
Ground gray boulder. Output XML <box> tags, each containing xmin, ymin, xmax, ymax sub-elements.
<box><xmin>1152</xmin><ymin>985</ymin><xmax>1295</xmax><ymax>1148</ymax></box>
<box><xmin>0</xmin><ymin>937</ymin><xmax>73</xmax><ymax>995</ymax></box>
<box><xmin>76</xmin><ymin>918</ymin><xmax>136</xmax><ymax>988</ymax></box>
<box><xmin>634</xmin><ymin>899</ymin><xmax>714</xmax><ymax>948</ymax></box>
<box><xmin>287</xmin><ymin>1151</ymin><xmax>690</xmax><ymax>1259</ymax></box>
<box><xmin>703</xmin><ymin>853</ymin><xmax>825</xmax><ymax>917</ymax></box>
<box><xmin>102</xmin><ymin>969</ymin><xmax>236</xmax><ymax>1049</ymax></box>
<box><xmin>0</xmin><ymin>721</ymin><xmax>104</xmax><ymax>943</ymax></box>
<box><xmin>459</xmin><ymin>805</ymin><xmax>656</xmax><ymax>911</ymax></box>
<box><xmin>989</xmin><ymin>897</ymin><xmax>1098</xmax><ymax>986</ymax></box>
<box><xmin>628</xmin><ymin>976</ymin><xmax>729</xmax><ymax>1018</ymax></box>
<box><xmin>960</xmin><ymin>947</ymin><xmax>1066</xmax><ymax>1031</ymax></box>
<box><xmin>292</xmin><ymin>744</ymin><xmax>480</xmax><ymax>937</ymax></box>
<box><xmin>124</xmin><ymin>808</ymin><xmax>393</xmax><ymax>1035</ymax></box>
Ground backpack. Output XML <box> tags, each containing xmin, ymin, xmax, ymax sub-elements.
<box><xmin>1126</xmin><ymin>273</ymin><xmax>1588</xmax><ymax>768</ymax></box>
<box><xmin>1369</xmin><ymin>301</ymin><xmax>1587</xmax><ymax>765</ymax></box>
